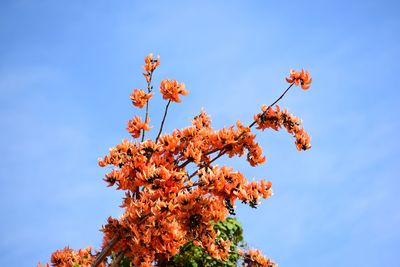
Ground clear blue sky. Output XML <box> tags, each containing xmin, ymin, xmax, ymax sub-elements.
<box><xmin>1</xmin><ymin>1</ymin><xmax>399</xmax><ymax>266</ymax></box>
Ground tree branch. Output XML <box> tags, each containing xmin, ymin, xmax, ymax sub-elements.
<box><xmin>248</xmin><ymin>83</ymin><xmax>293</xmax><ymax>128</ymax></box>
<box><xmin>91</xmin><ymin>215</ymin><xmax>151</xmax><ymax>267</ymax></box>
<box><xmin>91</xmin><ymin>233</ymin><xmax>121</xmax><ymax>267</ymax></box>
<box><xmin>155</xmin><ymin>100</ymin><xmax>172</xmax><ymax>143</ymax></box>
<box><xmin>179</xmin><ymin>83</ymin><xmax>295</xmax><ymax>171</ymax></box>
<box><xmin>141</xmin><ymin>71</ymin><xmax>154</xmax><ymax>142</ymax></box>
<box><xmin>111</xmin><ymin>249</ymin><xmax>127</xmax><ymax>267</ymax></box>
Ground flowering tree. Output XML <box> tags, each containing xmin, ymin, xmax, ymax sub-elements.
<box><xmin>39</xmin><ymin>54</ymin><xmax>312</xmax><ymax>267</ymax></box>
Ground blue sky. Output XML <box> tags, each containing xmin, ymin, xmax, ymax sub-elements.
<box><xmin>1</xmin><ymin>1</ymin><xmax>399</xmax><ymax>266</ymax></box>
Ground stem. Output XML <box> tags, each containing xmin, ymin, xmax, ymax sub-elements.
<box><xmin>155</xmin><ymin>100</ymin><xmax>172</xmax><ymax>143</ymax></box>
<box><xmin>141</xmin><ymin>101</ymin><xmax>149</xmax><ymax>142</ymax></box>
<box><xmin>91</xmin><ymin>215</ymin><xmax>150</xmax><ymax>267</ymax></box>
<box><xmin>248</xmin><ymin>83</ymin><xmax>293</xmax><ymax>128</ymax></box>
<box><xmin>111</xmin><ymin>249</ymin><xmax>127</xmax><ymax>267</ymax></box>
<box><xmin>187</xmin><ymin>149</ymin><xmax>225</xmax><ymax>180</ymax></box>
<box><xmin>178</xmin><ymin>148</ymin><xmax>219</xmax><ymax>169</ymax></box>
<box><xmin>91</xmin><ymin>233</ymin><xmax>121</xmax><ymax>267</ymax></box>
<box><xmin>141</xmin><ymin>71</ymin><xmax>154</xmax><ymax>142</ymax></box>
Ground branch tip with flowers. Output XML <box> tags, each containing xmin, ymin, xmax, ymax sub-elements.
<box><xmin>39</xmin><ymin>54</ymin><xmax>313</xmax><ymax>267</ymax></box>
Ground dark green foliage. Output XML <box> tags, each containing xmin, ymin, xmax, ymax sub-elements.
<box><xmin>111</xmin><ymin>218</ymin><xmax>244</xmax><ymax>267</ymax></box>
<box><xmin>170</xmin><ymin>218</ymin><xmax>243</xmax><ymax>267</ymax></box>
<box><xmin>120</xmin><ymin>256</ymin><xmax>132</xmax><ymax>267</ymax></box>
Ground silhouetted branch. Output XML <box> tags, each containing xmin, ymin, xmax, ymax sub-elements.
<box><xmin>155</xmin><ymin>100</ymin><xmax>171</xmax><ymax>143</ymax></box>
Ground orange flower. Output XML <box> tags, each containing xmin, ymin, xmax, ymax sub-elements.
<box><xmin>47</xmin><ymin>246</ymin><xmax>102</xmax><ymax>267</ymax></box>
<box><xmin>130</xmin><ymin>89</ymin><xmax>153</xmax><ymax>108</ymax></box>
<box><xmin>159</xmin><ymin>79</ymin><xmax>188</xmax><ymax>102</ymax></box>
<box><xmin>143</xmin><ymin>53</ymin><xmax>160</xmax><ymax>73</ymax></box>
<box><xmin>295</xmin><ymin>128</ymin><xmax>311</xmax><ymax>151</ymax></box>
<box><xmin>240</xmin><ymin>248</ymin><xmax>277</xmax><ymax>267</ymax></box>
<box><xmin>127</xmin><ymin>116</ymin><xmax>152</xmax><ymax>138</ymax></box>
<box><xmin>286</xmin><ymin>69</ymin><xmax>312</xmax><ymax>90</ymax></box>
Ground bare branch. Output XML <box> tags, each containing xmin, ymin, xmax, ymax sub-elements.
<box><xmin>91</xmin><ymin>233</ymin><xmax>121</xmax><ymax>267</ymax></box>
<box><xmin>141</xmin><ymin>71</ymin><xmax>154</xmax><ymax>142</ymax></box>
<box><xmin>155</xmin><ymin>100</ymin><xmax>172</xmax><ymax>143</ymax></box>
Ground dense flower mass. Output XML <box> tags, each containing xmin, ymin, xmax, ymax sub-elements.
<box><xmin>98</xmin><ymin>109</ymin><xmax>277</xmax><ymax>265</ymax></box>
<box><xmin>285</xmin><ymin>69</ymin><xmax>312</xmax><ymax>90</ymax></box>
<box><xmin>159</xmin><ymin>79</ymin><xmax>188</xmax><ymax>102</ymax></box>
<box><xmin>40</xmin><ymin>54</ymin><xmax>313</xmax><ymax>267</ymax></box>
<box><xmin>38</xmin><ymin>247</ymin><xmax>104</xmax><ymax>267</ymax></box>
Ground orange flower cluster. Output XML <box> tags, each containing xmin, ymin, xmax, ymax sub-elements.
<box><xmin>240</xmin><ymin>249</ymin><xmax>277</xmax><ymax>267</ymax></box>
<box><xmin>38</xmin><ymin>247</ymin><xmax>103</xmax><ymax>267</ymax></box>
<box><xmin>126</xmin><ymin>116</ymin><xmax>152</xmax><ymax>138</ymax></box>
<box><xmin>130</xmin><ymin>89</ymin><xmax>153</xmax><ymax>108</ymax></box>
<box><xmin>198</xmin><ymin>166</ymin><xmax>272</xmax><ymax>207</ymax></box>
<box><xmin>285</xmin><ymin>69</ymin><xmax>312</xmax><ymax>90</ymax></box>
<box><xmin>42</xmin><ymin>54</ymin><xmax>312</xmax><ymax>267</ymax></box>
<box><xmin>97</xmin><ymin>109</ymin><xmax>276</xmax><ymax>265</ymax></box>
<box><xmin>143</xmin><ymin>53</ymin><xmax>160</xmax><ymax>80</ymax></box>
<box><xmin>254</xmin><ymin>105</ymin><xmax>311</xmax><ymax>151</ymax></box>
<box><xmin>103</xmin><ymin>188</ymin><xmax>232</xmax><ymax>265</ymax></box>
<box><xmin>159</xmin><ymin>79</ymin><xmax>188</xmax><ymax>102</ymax></box>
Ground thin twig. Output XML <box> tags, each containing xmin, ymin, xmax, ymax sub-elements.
<box><xmin>179</xmin><ymin>83</ymin><xmax>295</xmax><ymax>171</ymax></box>
<box><xmin>141</xmin><ymin>101</ymin><xmax>149</xmax><ymax>142</ymax></box>
<box><xmin>248</xmin><ymin>83</ymin><xmax>294</xmax><ymax>128</ymax></box>
<box><xmin>155</xmin><ymin>100</ymin><xmax>172</xmax><ymax>143</ymax></box>
<box><xmin>178</xmin><ymin>148</ymin><xmax>220</xmax><ymax>169</ymax></box>
<box><xmin>91</xmin><ymin>233</ymin><xmax>121</xmax><ymax>267</ymax></box>
<box><xmin>186</xmin><ymin>148</ymin><xmax>225</xmax><ymax>180</ymax></box>
<box><xmin>141</xmin><ymin>71</ymin><xmax>154</xmax><ymax>142</ymax></box>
